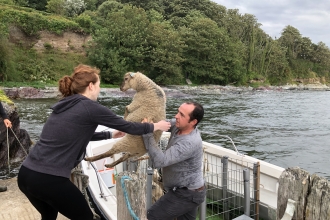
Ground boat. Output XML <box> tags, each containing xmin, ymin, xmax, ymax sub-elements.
<box><xmin>81</xmin><ymin>125</ymin><xmax>285</xmax><ymax>220</ymax></box>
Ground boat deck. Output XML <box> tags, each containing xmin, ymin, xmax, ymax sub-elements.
<box><xmin>0</xmin><ymin>178</ymin><xmax>69</xmax><ymax>220</ymax></box>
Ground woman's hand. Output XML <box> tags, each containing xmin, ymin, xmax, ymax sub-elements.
<box><xmin>3</xmin><ymin>119</ymin><xmax>12</xmax><ymax>128</ymax></box>
<box><xmin>153</xmin><ymin>120</ymin><xmax>170</xmax><ymax>132</ymax></box>
<box><xmin>112</xmin><ymin>130</ymin><xmax>126</xmax><ymax>139</ymax></box>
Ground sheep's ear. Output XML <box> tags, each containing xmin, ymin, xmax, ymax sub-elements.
<box><xmin>130</xmin><ymin>72</ymin><xmax>135</xmax><ymax>77</ymax></box>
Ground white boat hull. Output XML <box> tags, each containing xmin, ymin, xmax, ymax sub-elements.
<box><xmin>81</xmin><ymin>125</ymin><xmax>284</xmax><ymax>220</ymax></box>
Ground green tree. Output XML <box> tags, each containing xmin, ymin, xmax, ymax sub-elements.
<box><xmin>180</xmin><ymin>14</ymin><xmax>243</xmax><ymax>84</ymax></box>
<box><xmin>87</xmin><ymin>5</ymin><xmax>150</xmax><ymax>84</ymax></box>
<box><xmin>145</xmin><ymin>11</ymin><xmax>185</xmax><ymax>84</ymax></box>
<box><xmin>264</xmin><ymin>40</ymin><xmax>289</xmax><ymax>84</ymax></box>
<box><xmin>279</xmin><ymin>25</ymin><xmax>302</xmax><ymax>59</ymax></box>
<box><xmin>64</xmin><ymin>0</ymin><xmax>86</xmax><ymax>17</ymax></box>
<box><xmin>27</xmin><ymin>0</ymin><xmax>48</xmax><ymax>10</ymax></box>
<box><xmin>46</xmin><ymin>0</ymin><xmax>65</xmax><ymax>15</ymax></box>
<box><xmin>310</xmin><ymin>42</ymin><xmax>330</xmax><ymax>78</ymax></box>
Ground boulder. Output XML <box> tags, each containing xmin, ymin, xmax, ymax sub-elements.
<box><xmin>0</xmin><ymin>102</ymin><xmax>32</xmax><ymax>169</ymax></box>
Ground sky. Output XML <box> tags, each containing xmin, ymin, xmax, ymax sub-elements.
<box><xmin>211</xmin><ymin>0</ymin><xmax>330</xmax><ymax>47</ymax></box>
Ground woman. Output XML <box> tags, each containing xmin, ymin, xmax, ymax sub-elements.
<box><xmin>0</xmin><ymin>101</ymin><xmax>12</xmax><ymax>128</ymax></box>
<box><xmin>17</xmin><ymin>64</ymin><xmax>170</xmax><ymax>220</ymax></box>
<box><xmin>0</xmin><ymin>101</ymin><xmax>12</xmax><ymax>192</ymax></box>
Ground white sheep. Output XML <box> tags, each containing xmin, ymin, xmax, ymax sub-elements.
<box><xmin>84</xmin><ymin>72</ymin><xmax>166</xmax><ymax>168</ymax></box>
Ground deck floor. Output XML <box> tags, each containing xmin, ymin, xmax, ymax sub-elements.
<box><xmin>0</xmin><ymin>178</ymin><xmax>68</xmax><ymax>220</ymax></box>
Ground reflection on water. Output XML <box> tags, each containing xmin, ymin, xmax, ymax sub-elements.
<box><xmin>5</xmin><ymin>90</ymin><xmax>330</xmax><ymax>180</ymax></box>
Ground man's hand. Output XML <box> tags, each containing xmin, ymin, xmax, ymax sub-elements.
<box><xmin>142</xmin><ymin>117</ymin><xmax>153</xmax><ymax>123</ymax></box>
<box><xmin>112</xmin><ymin>130</ymin><xmax>125</xmax><ymax>139</ymax></box>
<box><xmin>3</xmin><ymin>119</ymin><xmax>12</xmax><ymax>128</ymax></box>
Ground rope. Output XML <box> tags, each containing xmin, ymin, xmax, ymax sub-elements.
<box><xmin>9</xmin><ymin>127</ymin><xmax>28</xmax><ymax>156</ymax></box>
<box><xmin>7</xmin><ymin>127</ymin><xmax>10</xmax><ymax>174</ymax></box>
<box><xmin>121</xmin><ymin>176</ymin><xmax>139</xmax><ymax>220</ymax></box>
<box><xmin>6</xmin><ymin>127</ymin><xmax>28</xmax><ymax>175</ymax></box>
<box><xmin>71</xmin><ymin>164</ymin><xmax>100</xmax><ymax>220</ymax></box>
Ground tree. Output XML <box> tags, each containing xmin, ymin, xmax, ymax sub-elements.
<box><xmin>64</xmin><ymin>0</ymin><xmax>86</xmax><ymax>17</ymax></box>
<box><xmin>46</xmin><ymin>0</ymin><xmax>65</xmax><ymax>15</ymax></box>
<box><xmin>263</xmin><ymin>40</ymin><xmax>289</xmax><ymax>84</ymax></box>
<box><xmin>87</xmin><ymin>5</ymin><xmax>150</xmax><ymax>84</ymax></box>
<box><xmin>180</xmin><ymin>14</ymin><xmax>243</xmax><ymax>84</ymax></box>
<box><xmin>27</xmin><ymin>0</ymin><xmax>48</xmax><ymax>10</ymax></box>
<box><xmin>279</xmin><ymin>25</ymin><xmax>302</xmax><ymax>59</ymax></box>
<box><xmin>144</xmin><ymin>10</ymin><xmax>185</xmax><ymax>84</ymax></box>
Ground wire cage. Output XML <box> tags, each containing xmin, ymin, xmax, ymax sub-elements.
<box><xmin>202</xmin><ymin>152</ymin><xmax>260</xmax><ymax>220</ymax></box>
<box><xmin>121</xmin><ymin>134</ymin><xmax>260</xmax><ymax>220</ymax></box>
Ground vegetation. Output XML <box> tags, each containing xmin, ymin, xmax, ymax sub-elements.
<box><xmin>0</xmin><ymin>89</ymin><xmax>13</xmax><ymax>104</ymax></box>
<box><xmin>0</xmin><ymin>0</ymin><xmax>329</xmax><ymax>87</ymax></box>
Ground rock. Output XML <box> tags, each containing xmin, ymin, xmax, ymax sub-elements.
<box><xmin>3</xmin><ymin>87</ymin><xmax>61</xmax><ymax>99</ymax></box>
<box><xmin>0</xmin><ymin>102</ymin><xmax>32</xmax><ymax>169</ymax></box>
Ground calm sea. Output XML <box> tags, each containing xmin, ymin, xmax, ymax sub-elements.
<box><xmin>5</xmin><ymin>89</ymin><xmax>330</xmax><ymax>180</ymax></box>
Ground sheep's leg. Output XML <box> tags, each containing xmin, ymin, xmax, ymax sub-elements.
<box><xmin>124</xmin><ymin>106</ymin><xmax>129</xmax><ymax>119</ymax></box>
<box><xmin>104</xmin><ymin>153</ymin><xmax>132</xmax><ymax>168</ymax></box>
<box><xmin>131</xmin><ymin>155</ymin><xmax>149</xmax><ymax>162</ymax></box>
<box><xmin>84</xmin><ymin>148</ymin><xmax>117</xmax><ymax>162</ymax></box>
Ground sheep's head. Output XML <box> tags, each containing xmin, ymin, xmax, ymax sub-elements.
<box><xmin>120</xmin><ymin>72</ymin><xmax>137</xmax><ymax>92</ymax></box>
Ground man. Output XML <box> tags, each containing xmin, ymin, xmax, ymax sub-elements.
<box><xmin>0</xmin><ymin>102</ymin><xmax>12</xmax><ymax>192</ymax></box>
<box><xmin>142</xmin><ymin>101</ymin><xmax>205</xmax><ymax>220</ymax></box>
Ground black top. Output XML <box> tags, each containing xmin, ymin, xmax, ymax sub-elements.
<box><xmin>0</xmin><ymin>102</ymin><xmax>9</xmax><ymax>119</ymax></box>
<box><xmin>22</xmin><ymin>94</ymin><xmax>154</xmax><ymax>178</ymax></box>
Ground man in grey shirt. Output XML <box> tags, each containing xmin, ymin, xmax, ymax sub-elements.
<box><xmin>143</xmin><ymin>101</ymin><xmax>206</xmax><ymax>220</ymax></box>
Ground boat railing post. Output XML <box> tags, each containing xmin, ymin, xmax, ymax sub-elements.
<box><xmin>222</xmin><ymin>156</ymin><xmax>229</xmax><ymax>220</ymax></box>
<box><xmin>199</xmin><ymin>195</ymin><xmax>207</xmax><ymax>220</ymax></box>
<box><xmin>243</xmin><ymin>168</ymin><xmax>250</xmax><ymax>216</ymax></box>
<box><xmin>123</xmin><ymin>160</ymin><xmax>127</xmax><ymax>171</ymax></box>
<box><xmin>253</xmin><ymin>162</ymin><xmax>260</xmax><ymax>220</ymax></box>
<box><xmin>146</xmin><ymin>166</ymin><xmax>153</xmax><ymax>210</ymax></box>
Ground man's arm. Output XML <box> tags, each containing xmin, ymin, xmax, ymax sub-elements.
<box><xmin>0</xmin><ymin>102</ymin><xmax>12</xmax><ymax>128</ymax></box>
<box><xmin>142</xmin><ymin>133</ymin><xmax>194</xmax><ymax>168</ymax></box>
<box><xmin>0</xmin><ymin>102</ymin><xmax>8</xmax><ymax>119</ymax></box>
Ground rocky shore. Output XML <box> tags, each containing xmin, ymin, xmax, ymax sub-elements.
<box><xmin>2</xmin><ymin>83</ymin><xmax>330</xmax><ymax>99</ymax></box>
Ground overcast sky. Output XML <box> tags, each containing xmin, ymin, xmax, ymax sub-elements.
<box><xmin>212</xmin><ymin>0</ymin><xmax>330</xmax><ymax>48</ymax></box>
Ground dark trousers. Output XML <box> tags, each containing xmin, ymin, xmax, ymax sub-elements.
<box><xmin>147</xmin><ymin>186</ymin><xmax>206</xmax><ymax>220</ymax></box>
<box><xmin>17</xmin><ymin>165</ymin><xmax>93</xmax><ymax>220</ymax></box>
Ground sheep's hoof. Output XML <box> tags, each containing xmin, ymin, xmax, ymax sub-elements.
<box><xmin>104</xmin><ymin>164</ymin><xmax>114</xmax><ymax>168</ymax></box>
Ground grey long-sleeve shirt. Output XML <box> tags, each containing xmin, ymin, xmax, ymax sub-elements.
<box><xmin>143</xmin><ymin>119</ymin><xmax>204</xmax><ymax>191</ymax></box>
<box><xmin>23</xmin><ymin>94</ymin><xmax>154</xmax><ymax>178</ymax></box>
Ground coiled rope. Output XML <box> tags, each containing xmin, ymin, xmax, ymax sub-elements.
<box><xmin>121</xmin><ymin>176</ymin><xmax>139</xmax><ymax>220</ymax></box>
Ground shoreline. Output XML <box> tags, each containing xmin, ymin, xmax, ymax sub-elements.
<box><xmin>2</xmin><ymin>83</ymin><xmax>330</xmax><ymax>99</ymax></box>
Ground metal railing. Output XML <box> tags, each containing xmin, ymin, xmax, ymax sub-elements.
<box><xmin>122</xmin><ymin>135</ymin><xmax>260</xmax><ymax>220</ymax></box>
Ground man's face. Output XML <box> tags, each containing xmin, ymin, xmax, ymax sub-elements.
<box><xmin>175</xmin><ymin>103</ymin><xmax>196</xmax><ymax>130</ymax></box>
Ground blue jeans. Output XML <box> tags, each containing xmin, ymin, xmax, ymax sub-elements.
<box><xmin>147</xmin><ymin>186</ymin><xmax>206</xmax><ymax>220</ymax></box>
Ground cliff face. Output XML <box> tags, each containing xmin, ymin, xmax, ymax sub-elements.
<box><xmin>9</xmin><ymin>26</ymin><xmax>91</xmax><ymax>53</ymax></box>
<box><xmin>0</xmin><ymin>102</ymin><xmax>31</xmax><ymax>169</ymax></box>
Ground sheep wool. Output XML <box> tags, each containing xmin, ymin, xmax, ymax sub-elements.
<box><xmin>85</xmin><ymin>72</ymin><xmax>166</xmax><ymax>168</ymax></box>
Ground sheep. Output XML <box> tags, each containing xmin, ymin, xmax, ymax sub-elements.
<box><xmin>84</xmin><ymin>71</ymin><xmax>166</xmax><ymax>168</ymax></box>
